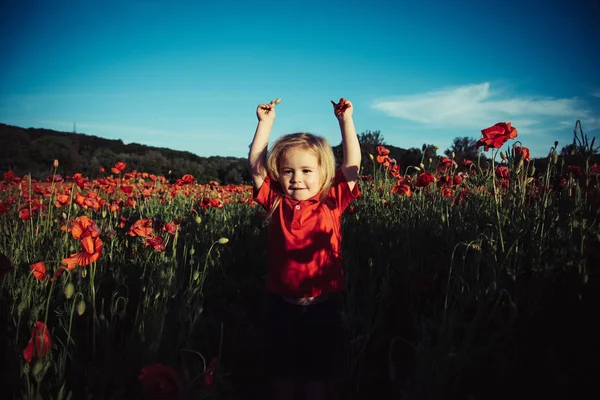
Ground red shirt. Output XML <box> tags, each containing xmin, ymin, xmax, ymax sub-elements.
<box><xmin>254</xmin><ymin>168</ymin><xmax>360</xmax><ymax>298</ymax></box>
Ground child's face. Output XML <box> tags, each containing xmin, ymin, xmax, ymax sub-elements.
<box><xmin>278</xmin><ymin>148</ymin><xmax>322</xmax><ymax>201</ymax></box>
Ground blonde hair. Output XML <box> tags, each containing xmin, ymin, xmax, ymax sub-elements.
<box><xmin>265</xmin><ymin>132</ymin><xmax>336</xmax><ymax>218</ymax></box>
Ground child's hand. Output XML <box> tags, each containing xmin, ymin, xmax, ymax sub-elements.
<box><xmin>331</xmin><ymin>98</ymin><xmax>353</xmax><ymax>121</ymax></box>
<box><xmin>256</xmin><ymin>98</ymin><xmax>281</xmax><ymax>123</ymax></box>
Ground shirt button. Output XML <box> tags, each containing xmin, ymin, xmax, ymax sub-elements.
<box><xmin>295</xmin><ymin>205</ymin><xmax>300</xmax><ymax>210</ymax></box>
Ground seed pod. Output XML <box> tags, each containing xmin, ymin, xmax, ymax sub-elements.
<box><xmin>77</xmin><ymin>300</ymin><xmax>86</xmax><ymax>316</ymax></box>
<box><xmin>64</xmin><ymin>283</ymin><xmax>75</xmax><ymax>299</ymax></box>
<box><xmin>218</xmin><ymin>238</ymin><xmax>229</xmax><ymax>245</ymax></box>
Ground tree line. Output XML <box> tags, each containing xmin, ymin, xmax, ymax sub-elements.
<box><xmin>1</xmin><ymin>123</ymin><xmax>597</xmax><ymax>185</ymax></box>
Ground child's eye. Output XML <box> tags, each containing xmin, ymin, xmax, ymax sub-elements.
<box><xmin>303</xmin><ymin>169</ymin><xmax>312</xmax><ymax>173</ymax></box>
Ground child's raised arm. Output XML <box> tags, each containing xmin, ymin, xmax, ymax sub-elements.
<box><xmin>332</xmin><ymin>98</ymin><xmax>361</xmax><ymax>191</ymax></box>
<box><xmin>248</xmin><ymin>100</ymin><xmax>277</xmax><ymax>189</ymax></box>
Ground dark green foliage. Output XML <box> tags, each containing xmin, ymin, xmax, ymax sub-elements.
<box><xmin>0</xmin><ymin>124</ymin><xmax>251</xmax><ymax>184</ymax></box>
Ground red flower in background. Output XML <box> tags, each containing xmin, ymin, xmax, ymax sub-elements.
<box><xmin>476</xmin><ymin>123</ymin><xmax>518</xmax><ymax>151</ymax></box>
<box><xmin>4</xmin><ymin>171</ymin><xmax>15</xmax><ymax>182</ymax></box>
<box><xmin>331</xmin><ymin>97</ymin><xmax>352</xmax><ymax>117</ymax></box>
<box><xmin>62</xmin><ymin>216</ymin><xmax>103</xmax><ymax>270</ymax></box>
<box><xmin>163</xmin><ymin>221</ymin><xmax>180</xmax><ymax>237</ymax></box>
<box><xmin>204</xmin><ymin>357</ymin><xmax>219</xmax><ymax>389</ymax></box>
<box><xmin>139</xmin><ymin>364</ymin><xmax>180</xmax><ymax>400</ymax></box>
<box><xmin>514</xmin><ymin>145</ymin><xmax>530</xmax><ymax>162</ymax></box>
<box><xmin>145</xmin><ymin>236</ymin><xmax>166</xmax><ymax>252</ymax></box>
<box><xmin>62</xmin><ymin>237</ymin><xmax>104</xmax><ymax>270</ymax></box>
<box><xmin>415</xmin><ymin>172</ymin><xmax>435</xmax><ymax>188</ymax></box>
<box><xmin>111</xmin><ymin>162</ymin><xmax>127</xmax><ymax>175</ymax></box>
<box><xmin>495</xmin><ymin>166</ymin><xmax>510</xmax><ymax>180</ymax></box>
<box><xmin>30</xmin><ymin>261</ymin><xmax>47</xmax><ymax>281</ymax></box>
<box><xmin>23</xmin><ymin>321</ymin><xmax>52</xmax><ymax>363</ymax></box>
<box><xmin>129</xmin><ymin>219</ymin><xmax>153</xmax><ymax>237</ymax></box>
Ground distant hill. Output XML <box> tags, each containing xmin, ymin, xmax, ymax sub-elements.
<box><xmin>1</xmin><ymin>123</ymin><xmax>597</xmax><ymax>185</ymax></box>
<box><xmin>0</xmin><ymin>123</ymin><xmax>251</xmax><ymax>184</ymax></box>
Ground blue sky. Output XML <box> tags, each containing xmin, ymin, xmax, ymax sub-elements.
<box><xmin>1</xmin><ymin>0</ymin><xmax>599</xmax><ymax>160</ymax></box>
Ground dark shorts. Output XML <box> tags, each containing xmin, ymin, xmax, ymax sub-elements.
<box><xmin>262</xmin><ymin>292</ymin><xmax>344</xmax><ymax>381</ymax></box>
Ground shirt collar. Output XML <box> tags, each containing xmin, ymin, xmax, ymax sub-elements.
<box><xmin>282</xmin><ymin>192</ymin><xmax>321</xmax><ymax>205</ymax></box>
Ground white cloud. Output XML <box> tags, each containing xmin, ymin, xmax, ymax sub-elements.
<box><xmin>371</xmin><ymin>82</ymin><xmax>591</xmax><ymax>133</ymax></box>
<box><xmin>591</xmin><ymin>89</ymin><xmax>600</xmax><ymax>98</ymax></box>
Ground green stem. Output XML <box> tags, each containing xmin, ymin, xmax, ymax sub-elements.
<box><xmin>491</xmin><ymin>150</ymin><xmax>505</xmax><ymax>253</ymax></box>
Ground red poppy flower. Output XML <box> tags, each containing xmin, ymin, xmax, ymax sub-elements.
<box><xmin>139</xmin><ymin>364</ymin><xmax>180</xmax><ymax>400</ymax></box>
<box><xmin>23</xmin><ymin>321</ymin><xmax>52</xmax><ymax>363</ymax></box>
<box><xmin>111</xmin><ymin>162</ymin><xmax>127</xmax><ymax>175</ymax></box>
<box><xmin>392</xmin><ymin>182</ymin><xmax>412</xmax><ymax>196</ymax></box>
<box><xmin>145</xmin><ymin>236</ymin><xmax>166</xmax><ymax>252</ymax></box>
<box><xmin>69</xmin><ymin>216</ymin><xmax>101</xmax><ymax>241</ymax></box>
<box><xmin>180</xmin><ymin>174</ymin><xmax>195</xmax><ymax>185</ymax></box>
<box><xmin>163</xmin><ymin>221</ymin><xmax>180</xmax><ymax>236</ymax></box>
<box><xmin>204</xmin><ymin>357</ymin><xmax>219</xmax><ymax>389</ymax></box>
<box><xmin>30</xmin><ymin>262</ymin><xmax>47</xmax><ymax>281</ymax></box>
<box><xmin>514</xmin><ymin>145</ymin><xmax>530</xmax><ymax>162</ymax></box>
<box><xmin>331</xmin><ymin>97</ymin><xmax>351</xmax><ymax>117</ymax></box>
<box><xmin>415</xmin><ymin>172</ymin><xmax>435</xmax><ymax>188</ymax></box>
<box><xmin>495</xmin><ymin>166</ymin><xmax>510</xmax><ymax>180</ymax></box>
<box><xmin>62</xmin><ymin>237</ymin><xmax>104</xmax><ymax>270</ymax></box>
<box><xmin>129</xmin><ymin>219</ymin><xmax>153</xmax><ymax>237</ymax></box>
<box><xmin>476</xmin><ymin>122</ymin><xmax>518</xmax><ymax>151</ymax></box>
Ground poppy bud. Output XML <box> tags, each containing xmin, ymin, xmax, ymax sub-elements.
<box><xmin>369</xmin><ymin>154</ymin><xmax>374</xmax><ymax>161</ymax></box>
<box><xmin>53</xmin><ymin>160</ymin><xmax>59</xmax><ymax>168</ymax></box>
<box><xmin>64</xmin><ymin>283</ymin><xmax>74</xmax><ymax>299</ymax></box>
<box><xmin>218</xmin><ymin>238</ymin><xmax>229</xmax><ymax>245</ymax></box>
<box><xmin>451</xmin><ymin>152</ymin><xmax>455</xmax><ymax>158</ymax></box>
<box><xmin>190</xmin><ymin>247</ymin><xmax>196</xmax><ymax>256</ymax></box>
<box><xmin>195</xmin><ymin>216</ymin><xmax>202</xmax><ymax>225</ymax></box>
<box><xmin>419</xmin><ymin>163</ymin><xmax>425</xmax><ymax>170</ymax></box>
<box><xmin>274</xmin><ymin>98</ymin><xmax>282</xmax><ymax>104</ymax></box>
<box><xmin>81</xmin><ymin>268</ymin><xmax>87</xmax><ymax>278</ymax></box>
<box><xmin>193</xmin><ymin>270</ymin><xmax>200</xmax><ymax>281</ymax></box>
<box><xmin>500</xmin><ymin>151</ymin><xmax>507</xmax><ymax>160</ymax></box>
<box><xmin>552</xmin><ymin>154</ymin><xmax>558</xmax><ymax>164</ymax></box>
<box><xmin>529</xmin><ymin>166</ymin><xmax>536</xmax><ymax>176</ymax></box>
<box><xmin>77</xmin><ymin>300</ymin><xmax>86</xmax><ymax>316</ymax></box>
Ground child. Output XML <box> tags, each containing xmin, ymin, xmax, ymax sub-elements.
<box><xmin>248</xmin><ymin>98</ymin><xmax>361</xmax><ymax>400</ymax></box>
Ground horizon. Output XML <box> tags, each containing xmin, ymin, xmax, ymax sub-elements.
<box><xmin>1</xmin><ymin>0</ymin><xmax>599</xmax><ymax>160</ymax></box>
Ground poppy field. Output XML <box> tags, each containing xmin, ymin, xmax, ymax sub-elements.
<box><xmin>0</xmin><ymin>122</ymin><xmax>599</xmax><ymax>400</ymax></box>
